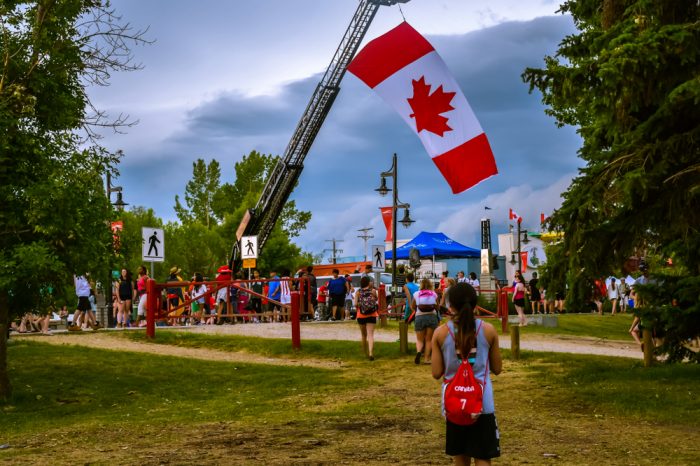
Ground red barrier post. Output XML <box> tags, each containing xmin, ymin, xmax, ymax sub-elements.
<box><xmin>146</xmin><ymin>278</ymin><xmax>156</xmax><ymax>339</ymax></box>
<box><xmin>291</xmin><ymin>291</ymin><xmax>301</xmax><ymax>350</ymax></box>
<box><xmin>500</xmin><ymin>289</ymin><xmax>509</xmax><ymax>334</ymax></box>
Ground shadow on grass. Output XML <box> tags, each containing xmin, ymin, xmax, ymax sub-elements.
<box><xmin>123</xmin><ymin>330</ymin><xmax>416</xmax><ymax>362</ymax></box>
<box><xmin>2</xmin><ymin>340</ymin><xmax>352</xmax><ymax>437</ymax></box>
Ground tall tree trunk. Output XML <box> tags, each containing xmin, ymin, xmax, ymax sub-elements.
<box><xmin>0</xmin><ymin>290</ymin><xmax>11</xmax><ymax>401</ymax></box>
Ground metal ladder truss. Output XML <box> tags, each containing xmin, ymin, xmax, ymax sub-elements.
<box><xmin>229</xmin><ymin>0</ymin><xmax>410</xmax><ymax>268</ymax></box>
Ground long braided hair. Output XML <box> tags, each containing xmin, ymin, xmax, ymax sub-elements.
<box><xmin>447</xmin><ymin>282</ymin><xmax>479</xmax><ymax>357</ymax></box>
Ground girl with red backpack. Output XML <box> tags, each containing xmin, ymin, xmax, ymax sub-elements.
<box><xmin>354</xmin><ymin>275</ymin><xmax>378</xmax><ymax>360</ymax></box>
<box><xmin>432</xmin><ymin>283</ymin><xmax>503</xmax><ymax>465</ymax></box>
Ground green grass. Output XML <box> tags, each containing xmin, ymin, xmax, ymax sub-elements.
<box><xmin>2</xmin><ymin>335</ymin><xmax>699</xmax><ymax>464</ymax></box>
<box><xmin>517</xmin><ymin>351</ymin><xmax>700</xmax><ymax>426</ymax></box>
<box><xmin>123</xmin><ymin>329</ymin><xmax>416</xmax><ymax>362</ymax></box>
<box><xmin>517</xmin><ymin>312</ymin><xmax>636</xmax><ymax>340</ymax></box>
<box><xmin>1</xmin><ymin>339</ymin><xmax>350</xmax><ymax>437</ymax></box>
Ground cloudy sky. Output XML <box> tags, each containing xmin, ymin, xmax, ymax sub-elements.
<box><xmin>91</xmin><ymin>0</ymin><xmax>582</xmax><ymax>260</ymax></box>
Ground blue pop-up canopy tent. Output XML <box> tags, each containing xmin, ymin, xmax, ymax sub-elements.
<box><xmin>385</xmin><ymin>231</ymin><xmax>480</xmax><ymax>259</ymax></box>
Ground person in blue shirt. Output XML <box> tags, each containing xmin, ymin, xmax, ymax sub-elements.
<box><xmin>267</xmin><ymin>270</ymin><xmax>281</xmax><ymax>321</ymax></box>
<box><xmin>403</xmin><ymin>273</ymin><xmax>420</xmax><ymax>321</ymax></box>
<box><xmin>327</xmin><ymin>269</ymin><xmax>348</xmax><ymax>321</ymax></box>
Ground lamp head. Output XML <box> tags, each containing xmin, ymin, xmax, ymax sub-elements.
<box><xmin>113</xmin><ymin>191</ymin><xmax>128</xmax><ymax>211</ymax></box>
<box><xmin>375</xmin><ymin>176</ymin><xmax>390</xmax><ymax>196</ymax></box>
<box><xmin>400</xmin><ymin>207</ymin><xmax>415</xmax><ymax>228</ymax></box>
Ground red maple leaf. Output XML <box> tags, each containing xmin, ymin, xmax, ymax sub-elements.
<box><xmin>407</xmin><ymin>76</ymin><xmax>456</xmax><ymax>137</ymax></box>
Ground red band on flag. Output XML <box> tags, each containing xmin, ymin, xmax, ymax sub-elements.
<box><xmin>347</xmin><ymin>22</ymin><xmax>434</xmax><ymax>89</ymax></box>
<box><xmin>520</xmin><ymin>252</ymin><xmax>528</xmax><ymax>273</ymax></box>
<box><xmin>431</xmin><ymin>134</ymin><xmax>497</xmax><ymax>194</ymax></box>
<box><xmin>380</xmin><ymin>207</ymin><xmax>393</xmax><ymax>242</ymax></box>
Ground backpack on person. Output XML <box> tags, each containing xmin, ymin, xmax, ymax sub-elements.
<box><xmin>443</xmin><ymin>322</ymin><xmax>488</xmax><ymax>426</ymax></box>
<box><xmin>358</xmin><ymin>288</ymin><xmax>377</xmax><ymax>316</ymax></box>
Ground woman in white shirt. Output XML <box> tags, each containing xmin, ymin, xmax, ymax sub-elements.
<box><xmin>607</xmin><ymin>277</ymin><xmax>620</xmax><ymax>315</ymax></box>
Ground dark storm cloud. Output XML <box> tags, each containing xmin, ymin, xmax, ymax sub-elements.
<box><xmin>116</xmin><ymin>15</ymin><xmax>581</xmax><ymax>254</ymax></box>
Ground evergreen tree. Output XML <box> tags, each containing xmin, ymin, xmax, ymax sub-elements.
<box><xmin>523</xmin><ymin>0</ymin><xmax>699</xmax><ymax>359</ymax></box>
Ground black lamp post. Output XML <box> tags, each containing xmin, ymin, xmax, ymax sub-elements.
<box><xmin>509</xmin><ymin>222</ymin><xmax>529</xmax><ymax>275</ymax></box>
<box><xmin>105</xmin><ymin>172</ymin><xmax>128</xmax><ymax>327</ymax></box>
<box><xmin>376</xmin><ymin>153</ymin><xmax>414</xmax><ymax>311</ymax></box>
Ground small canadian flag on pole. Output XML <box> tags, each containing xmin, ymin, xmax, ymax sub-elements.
<box><xmin>509</xmin><ymin>208</ymin><xmax>522</xmax><ymax>224</ymax></box>
<box><xmin>348</xmin><ymin>22</ymin><xmax>497</xmax><ymax>194</ymax></box>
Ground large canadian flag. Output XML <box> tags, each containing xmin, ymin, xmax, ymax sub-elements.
<box><xmin>348</xmin><ymin>22</ymin><xmax>497</xmax><ymax>194</ymax></box>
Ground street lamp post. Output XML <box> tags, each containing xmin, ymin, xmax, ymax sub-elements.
<box><xmin>376</xmin><ymin>153</ymin><xmax>414</xmax><ymax>326</ymax></box>
<box><xmin>509</xmin><ymin>221</ymin><xmax>529</xmax><ymax>276</ymax></box>
<box><xmin>105</xmin><ymin>173</ymin><xmax>128</xmax><ymax>328</ymax></box>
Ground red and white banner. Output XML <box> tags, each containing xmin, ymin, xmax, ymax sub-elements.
<box><xmin>348</xmin><ymin>22</ymin><xmax>497</xmax><ymax>194</ymax></box>
<box><xmin>520</xmin><ymin>252</ymin><xmax>528</xmax><ymax>273</ymax></box>
<box><xmin>380</xmin><ymin>206</ymin><xmax>393</xmax><ymax>242</ymax></box>
<box><xmin>509</xmin><ymin>208</ymin><xmax>522</xmax><ymax>224</ymax></box>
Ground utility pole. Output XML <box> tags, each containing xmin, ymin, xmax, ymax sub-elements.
<box><xmin>357</xmin><ymin>227</ymin><xmax>374</xmax><ymax>262</ymax></box>
<box><xmin>323</xmin><ymin>239</ymin><xmax>344</xmax><ymax>264</ymax></box>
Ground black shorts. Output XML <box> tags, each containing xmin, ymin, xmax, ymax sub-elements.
<box><xmin>77</xmin><ymin>296</ymin><xmax>91</xmax><ymax>312</ymax></box>
<box><xmin>446</xmin><ymin>413</ymin><xmax>500</xmax><ymax>459</ymax></box>
<box><xmin>119</xmin><ymin>292</ymin><xmax>133</xmax><ymax>301</ymax></box>
<box><xmin>357</xmin><ymin>316</ymin><xmax>377</xmax><ymax>325</ymax></box>
<box><xmin>329</xmin><ymin>294</ymin><xmax>345</xmax><ymax>308</ymax></box>
<box><xmin>514</xmin><ymin>298</ymin><xmax>525</xmax><ymax>307</ymax></box>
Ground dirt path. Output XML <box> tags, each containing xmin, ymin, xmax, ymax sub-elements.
<box><xmin>24</xmin><ymin>322</ymin><xmax>642</xmax><ymax>360</ymax></box>
<box><xmin>30</xmin><ymin>332</ymin><xmax>343</xmax><ymax>369</ymax></box>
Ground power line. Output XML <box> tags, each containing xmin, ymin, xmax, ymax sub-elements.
<box><xmin>323</xmin><ymin>239</ymin><xmax>344</xmax><ymax>264</ymax></box>
<box><xmin>357</xmin><ymin>227</ymin><xmax>374</xmax><ymax>262</ymax></box>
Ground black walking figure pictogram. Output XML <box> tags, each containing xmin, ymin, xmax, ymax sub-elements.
<box><xmin>147</xmin><ymin>231</ymin><xmax>161</xmax><ymax>256</ymax></box>
<box><xmin>245</xmin><ymin>239</ymin><xmax>255</xmax><ymax>256</ymax></box>
<box><xmin>374</xmin><ymin>248</ymin><xmax>383</xmax><ymax>268</ymax></box>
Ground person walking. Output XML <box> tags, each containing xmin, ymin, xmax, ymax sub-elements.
<box><xmin>306</xmin><ymin>265</ymin><xmax>318</xmax><ymax>315</ymax></box>
<box><xmin>250</xmin><ymin>270</ymin><xmax>263</xmax><ymax>319</ymax></box>
<box><xmin>344</xmin><ymin>274</ymin><xmax>354</xmax><ymax>320</ymax></box>
<box><xmin>70</xmin><ymin>274</ymin><xmax>92</xmax><ymax>332</ymax></box>
<box><xmin>327</xmin><ymin>269</ymin><xmax>347</xmax><ymax>321</ymax></box>
<box><xmin>190</xmin><ymin>272</ymin><xmax>209</xmax><ymax>325</ymax></box>
<box><xmin>528</xmin><ymin>272</ymin><xmax>541</xmax><ymax>314</ymax></box>
<box><xmin>116</xmin><ymin>269</ymin><xmax>136</xmax><ymax>328</ymax></box>
<box><xmin>513</xmin><ymin>274</ymin><xmax>527</xmax><ymax>326</ymax></box>
<box><xmin>135</xmin><ymin>266</ymin><xmax>149</xmax><ymax>327</ymax></box>
<box><xmin>279</xmin><ymin>269</ymin><xmax>292</xmax><ymax>322</ymax></box>
<box><xmin>267</xmin><ymin>270</ymin><xmax>281</xmax><ymax>322</ymax></box>
<box><xmin>403</xmin><ymin>273</ymin><xmax>420</xmax><ymax>321</ymax></box>
<box><xmin>411</xmin><ymin>278</ymin><xmax>440</xmax><ymax>365</ymax></box>
<box><xmin>607</xmin><ymin>277</ymin><xmax>620</xmax><ymax>315</ymax></box>
<box><xmin>431</xmin><ymin>282</ymin><xmax>503</xmax><ymax>465</ymax></box>
<box><xmin>354</xmin><ymin>276</ymin><xmax>379</xmax><ymax>360</ymax></box>
<box><xmin>467</xmin><ymin>272</ymin><xmax>481</xmax><ymax>295</ymax></box>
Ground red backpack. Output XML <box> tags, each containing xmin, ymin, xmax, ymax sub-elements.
<box><xmin>443</xmin><ymin>321</ymin><xmax>488</xmax><ymax>426</ymax></box>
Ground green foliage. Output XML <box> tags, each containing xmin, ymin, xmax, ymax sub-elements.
<box><xmin>174</xmin><ymin>158</ymin><xmax>221</xmax><ymax>227</ymax></box>
<box><xmin>523</xmin><ymin>2</ymin><xmax>700</xmax><ymax>332</ymax></box>
<box><xmin>634</xmin><ymin>275</ymin><xmax>700</xmax><ymax>363</ymax></box>
<box><xmin>0</xmin><ymin>1</ymin><xmax>149</xmax><ymax>399</ymax></box>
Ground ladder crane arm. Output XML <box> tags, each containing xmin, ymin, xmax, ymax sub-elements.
<box><xmin>229</xmin><ymin>0</ymin><xmax>409</xmax><ymax>269</ymax></box>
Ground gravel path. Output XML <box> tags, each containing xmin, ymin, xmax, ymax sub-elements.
<box><xmin>190</xmin><ymin>321</ymin><xmax>643</xmax><ymax>359</ymax></box>
<box><xmin>19</xmin><ymin>321</ymin><xmax>643</xmax><ymax>360</ymax></box>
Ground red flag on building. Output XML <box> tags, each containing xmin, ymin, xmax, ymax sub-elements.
<box><xmin>348</xmin><ymin>22</ymin><xmax>497</xmax><ymax>194</ymax></box>
<box><xmin>380</xmin><ymin>206</ymin><xmax>393</xmax><ymax>242</ymax></box>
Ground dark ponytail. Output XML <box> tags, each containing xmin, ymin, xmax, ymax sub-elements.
<box><xmin>447</xmin><ymin>283</ymin><xmax>478</xmax><ymax>357</ymax></box>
